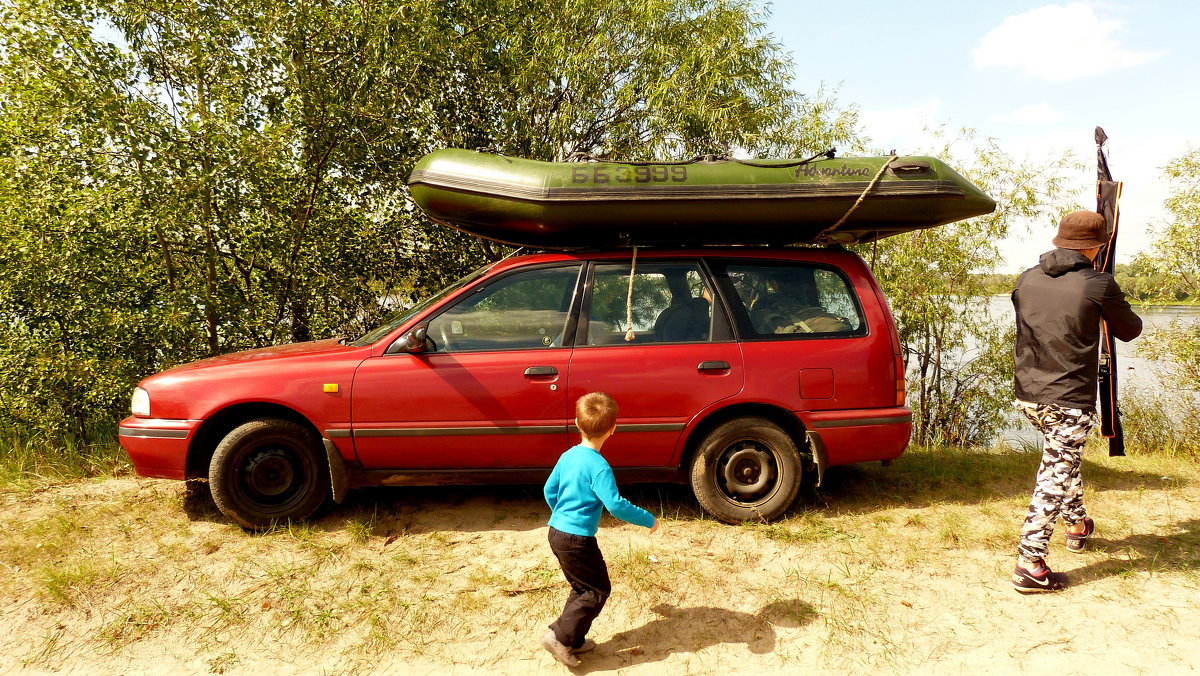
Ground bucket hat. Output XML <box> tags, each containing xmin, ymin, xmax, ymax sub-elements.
<box><xmin>1053</xmin><ymin>211</ymin><xmax>1108</xmax><ymax>250</ymax></box>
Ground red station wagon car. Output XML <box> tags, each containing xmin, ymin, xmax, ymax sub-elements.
<box><xmin>119</xmin><ymin>246</ymin><xmax>911</xmax><ymax>527</ymax></box>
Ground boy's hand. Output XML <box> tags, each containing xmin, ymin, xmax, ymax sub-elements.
<box><xmin>649</xmin><ymin>518</ymin><xmax>660</xmax><ymax>535</ymax></box>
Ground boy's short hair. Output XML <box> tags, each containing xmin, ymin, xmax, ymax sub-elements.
<box><xmin>576</xmin><ymin>392</ymin><xmax>618</xmax><ymax>438</ymax></box>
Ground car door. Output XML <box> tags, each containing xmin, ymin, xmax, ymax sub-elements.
<box><xmin>566</xmin><ymin>259</ymin><xmax>744</xmax><ymax>469</ymax></box>
<box><xmin>711</xmin><ymin>259</ymin><xmax>880</xmax><ymax>413</ymax></box>
<box><xmin>350</xmin><ymin>263</ymin><xmax>582</xmax><ymax>469</ymax></box>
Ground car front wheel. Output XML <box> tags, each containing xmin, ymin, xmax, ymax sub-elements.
<box><xmin>689</xmin><ymin>417</ymin><xmax>802</xmax><ymax>524</ymax></box>
<box><xmin>208</xmin><ymin>418</ymin><xmax>330</xmax><ymax>529</ymax></box>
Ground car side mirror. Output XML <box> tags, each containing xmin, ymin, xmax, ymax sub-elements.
<box><xmin>389</xmin><ymin>325</ymin><xmax>428</xmax><ymax>355</ymax></box>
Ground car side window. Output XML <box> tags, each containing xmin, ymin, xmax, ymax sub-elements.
<box><xmin>585</xmin><ymin>262</ymin><xmax>714</xmax><ymax>345</ymax></box>
<box><xmin>722</xmin><ymin>262</ymin><xmax>864</xmax><ymax>338</ymax></box>
<box><xmin>426</xmin><ymin>265</ymin><xmax>581</xmax><ymax>352</ymax></box>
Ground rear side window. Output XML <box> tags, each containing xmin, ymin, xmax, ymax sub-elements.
<box><xmin>717</xmin><ymin>261</ymin><xmax>865</xmax><ymax>339</ymax></box>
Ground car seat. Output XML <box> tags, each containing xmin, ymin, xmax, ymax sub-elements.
<box><xmin>653</xmin><ymin>297</ymin><xmax>711</xmax><ymax>342</ymax></box>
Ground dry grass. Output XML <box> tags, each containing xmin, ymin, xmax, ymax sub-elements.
<box><xmin>3</xmin><ymin>444</ymin><xmax>1200</xmax><ymax>674</ymax></box>
<box><xmin>0</xmin><ymin>434</ymin><xmax>129</xmax><ymax>487</ymax></box>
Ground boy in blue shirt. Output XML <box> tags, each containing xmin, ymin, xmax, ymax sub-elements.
<box><xmin>540</xmin><ymin>392</ymin><xmax>659</xmax><ymax>667</ymax></box>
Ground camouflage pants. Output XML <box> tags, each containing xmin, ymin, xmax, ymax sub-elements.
<box><xmin>1015</xmin><ymin>400</ymin><xmax>1097</xmax><ymax>561</ymax></box>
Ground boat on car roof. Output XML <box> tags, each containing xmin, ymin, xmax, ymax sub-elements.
<box><xmin>408</xmin><ymin>148</ymin><xmax>997</xmax><ymax>248</ymax></box>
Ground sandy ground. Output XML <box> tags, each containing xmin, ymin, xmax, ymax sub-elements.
<box><xmin>2</xmin><ymin>451</ymin><xmax>1199</xmax><ymax>675</ymax></box>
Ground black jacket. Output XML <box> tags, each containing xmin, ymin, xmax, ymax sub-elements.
<box><xmin>1012</xmin><ymin>248</ymin><xmax>1142</xmax><ymax>410</ymax></box>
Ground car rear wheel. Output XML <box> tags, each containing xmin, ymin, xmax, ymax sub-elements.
<box><xmin>209</xmin><ymin>418</ymin><xmax>329</xmax><ymax>529</ymax></box>
<box><xmin>689</xmin><ymin>417</ymin><xmax>802</xmax><ymax>524</ymax></box>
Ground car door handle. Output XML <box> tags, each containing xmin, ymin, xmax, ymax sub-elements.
<box><xmin>697</xmin><ymin>361</ymin><xmax>730</xmax><ymax>371</ymax></box>
<box><xmin>524</xmin><ymin>366</ymin><xmax>559</xmax><ymax>377</ymax></box>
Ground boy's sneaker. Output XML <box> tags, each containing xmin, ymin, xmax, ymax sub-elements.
<box><xmin>1065</xmin><ymin>517</ymin><xmax>1094</xmax><ymax>553</ymax></box>
<box><xmin>541</xmin><ymin>630</ymin><xmax>581</xmax><ymax>667</ymax></box>
<box><xmin>1011</xmin><ymin>559</ymin><xmax>1069</xmax><ymax>593</ymax></box>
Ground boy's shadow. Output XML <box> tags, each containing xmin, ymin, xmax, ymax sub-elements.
<box><xmin>1066</xmin><ymin>518</ymin><xmax>1200</xmax><ymax>587</ymax></box>
<box><xmin>575</xmin><ymin>600</ymin><xmax>815</xmax><ymax>671</ymax></box>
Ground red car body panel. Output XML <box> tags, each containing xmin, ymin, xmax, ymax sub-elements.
<box><xmin>119</xmin><ymin>247</ymin><xmax>911</xmax><ymax>489</ymax></box>
<box><xmin>120</xmin><ymin>339</ymin><xmax>368</xmax><ymax>478</ymax></box>
<box><xmin>350</xmin><ymin>349</ymin><xmax>573</xmax><ymax>469</ymax></box>
<box><xmin>566</xmin><ymin>341</ymin><xmax>744</xmax><ymax>468</ymax></box>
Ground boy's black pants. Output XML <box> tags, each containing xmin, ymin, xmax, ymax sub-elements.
<box><xmin>547</xmin><ymin>527</ymin><xmax>611</xmax><ymax>649</ymax></box>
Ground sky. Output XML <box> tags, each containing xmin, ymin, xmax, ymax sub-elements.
<box><xmin>765</xmin><ymin>1</ymin><xmax>1199</xmax><ymax>273</ymax></box>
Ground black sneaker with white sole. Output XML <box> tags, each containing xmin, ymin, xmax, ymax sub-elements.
<box><xmin>1065</xmin><ymin>517</ymin><xmax>1094</xmax><ymax>553</ymax></box>
<box><xmin>1012</xmin><ymin>560</ymin><xmax>1069</xmax><ymax>593</ymax></box>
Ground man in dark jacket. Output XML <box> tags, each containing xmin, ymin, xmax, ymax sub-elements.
<box><xmin>1010</xmin><ymin>210</ymin><xmax>1142</xmax><ymax>593</ymax></box>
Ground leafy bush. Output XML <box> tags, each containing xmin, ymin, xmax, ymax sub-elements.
<box><xmin>0</xmin><ymin>0</ymin><xmax>856</xmax><ymax>443</ymax></box>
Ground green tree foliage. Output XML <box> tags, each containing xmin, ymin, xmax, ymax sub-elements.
<box><xmin>972</xmin><ymin>272</ymin><xmax>1019</xmax><ymax>296</ymax></box>
<box><xmin>0</xmin><ymin>0</ymin><xmax>857</xmax><ymax>440</ymax></box>
<box><xmin>1133</xmin><ymin>149</ymin><xmax>1200</xmax><ymax>393</ymax></box>
<box><xmin>1148</xmin><ymin>149</ymin><xmax>1200</xmax><ymax>298</ymax></box>
<box><xmin>1115</xmin><ymin>261</ymin><xmax>1192</xmax><ymax>302</ymax></box>
<box><xmin>859</xmin><ymin>128</ymin><xmax>1081</xmax><ymax>445</ymax></box>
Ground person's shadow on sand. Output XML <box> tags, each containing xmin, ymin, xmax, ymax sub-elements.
<box><xmin>1065</xmin><ymin>517</ymin><xmax>1200</xmax><ymax>587</ymax></box>
<box><xmin>573</xmin><ymin>600</ymin><xmax>815</xmax><ymax>672</ymax></box>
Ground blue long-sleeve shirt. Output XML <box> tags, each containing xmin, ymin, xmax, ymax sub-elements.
<box><xmin>544</xmin><ymin>444</ymin><xmax>655</xmax><ymax>536</ymax></box>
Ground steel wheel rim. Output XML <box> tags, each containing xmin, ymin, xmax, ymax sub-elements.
<box><xmin>715</xmin><ymin>440</ymin><xmax>779</xmax><ymax>506</ymax></box>
<box><xmin>235</xmin><ymin>442</ymin><xmax>313</xmax><ymax>512</ymax></box>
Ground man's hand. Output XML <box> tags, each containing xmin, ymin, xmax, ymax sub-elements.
<box><xmin>649</xmin><ymin>518</ymin><xmax>660</xmax><ymax>535</ymax></box>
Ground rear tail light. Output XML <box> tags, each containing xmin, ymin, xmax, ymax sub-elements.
<box><xmin>894</xmin><ymin>354</ymin><xmax>906</xmax><ymax>406</ymax></box>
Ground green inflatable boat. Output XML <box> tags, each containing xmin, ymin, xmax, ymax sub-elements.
<box><xmin>408</xmin><ymin>148</ymin><xmax>995</xmax><ymax>248</ymax></box>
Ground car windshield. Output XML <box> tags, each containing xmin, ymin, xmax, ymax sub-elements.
<box><xmin>348</xmin><ymin>265</ymin><xmax>493</xmax><ymax>347</ymax></box>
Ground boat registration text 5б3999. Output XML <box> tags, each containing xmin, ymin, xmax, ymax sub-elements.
<box><xmin>570</xmin><ymin>165</ymin><xmax>689</xmax><ymax>184</ymax></box>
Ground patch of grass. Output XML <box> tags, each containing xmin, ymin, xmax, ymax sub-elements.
<box><xmin>4</xmin><ymin>444</ymin><xmax>1200</xmax><ymax>672</ymax></box>
<box><xmin>0</xmin><ymin>432</ymin><xmax>129</xmax><ymax>488</ymax></box>
<box><xmin>0</xmin><ymin>514</ymin><xmax>79</xmax><ymax>574</ymax></box>
<box><xmin>360</xmin><ymin>615</ymin><xmax>397</xmax><ymax>653</ymax></box>
<box><xmin>778</xmin><ymin>566</ymin><xmax>896</xmax><ymax>666</ymax></box>
<box><xmin>752</xmin><ymin>511</ymin><xmax>843</xmax><ymax>544</ymax></box>
<box><xmin>98</xmin><ymin>600</ymin><xmax>175</xmax><ymax>646</ymax></box>
<box><xmin>608</xmin><ymin>542</ymin><xmax>657</xmax><ymax>577</ymax></box>
<box><xmin>37</xmin><ymin>561</ymin><xmax>100</xmax><ymax>607</ymax></box>
<box><xmin>608</xmin><ymin>541</ymin><xmax>681</xmax><ymax>607</ymax></box>
<box><xmin>520</xmin><ymin>564</ymin><xmax>558</xmax><ymax>588</ymax></box>
<box><xmin>933</xmin><ymin>506</ymin><xmax>970</xmax><ymax>548</ymax></box>
<box><xmin>1121</xmin><ymin>388</ymin><xmax>1200</xmax><ymax>460</ymax></box>
<box><xmin>206</xmin><ymin>651</ymin><xmax>241</xmax><ymax>674</ymax></box>
<box><xmin>345</xmin><ymin>506</ymin><xmax>380</xmax><ymax>545</ymax></box>
<box><xmin>203</xmin><ymin>593</ymin><xmax>248</xmax><ymax>625</ymax></box>
<box><xmin>467</xmin><ymin>567</ymin><xmax>510</xmax><ymax>588</ymax></box>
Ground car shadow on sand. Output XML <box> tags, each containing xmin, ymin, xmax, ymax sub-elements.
<box><xmin>330</xmin><ymin>483</ymin><xmax>561</xmax><ymax>535</ymax></box>
<box><xmin>1064</xmin><ymin>517</ymin><xmax>1200</xmax><ymax>587</ymax></box>
<box><xmin>571</xmin><ymin>600</ymin><xmax>815</xmax><ymax>672</ymax></box>
<box><xmin>182</xmin><ymin>480</ymin><xmax>559</xmax><ymax>532</ymax></box>
<box><xmin>180</xmin><ymin>450</ymin><xmax>1182</xmax><ymax>534</ymax></box>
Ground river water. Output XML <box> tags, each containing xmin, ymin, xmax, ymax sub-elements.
<box><xmin>977</xmin><ymin>297</ymin><xmax>1198</xmax><ymax>445</ymax></box>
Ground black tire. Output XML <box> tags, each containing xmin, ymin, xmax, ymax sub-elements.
<box><xmin>208</xmin><ymin>418</ymin><xmax>330</xmax><ymax>529</ymax></box>
<box><xmin>689</xmin><ymin>417</ymin><xmax>802</xmax><ymax>524</ymax></box>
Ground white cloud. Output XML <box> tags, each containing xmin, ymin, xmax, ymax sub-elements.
<box><xmin>857</xmin><ymin>100</ymin><xmax>943</xmax><ymax>154</ymax></box>
<box><xmin>972</xmin><ymin>3</ymin><xmax>1164</xmax><ymax>81</ymax></box>
<box><xmin>990</xmin><ymin>102</ymin><xmax>1067</xmax><ymax>124</ymax></box>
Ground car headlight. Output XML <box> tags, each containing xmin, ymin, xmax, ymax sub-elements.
<box><xmin>131</xmin><ymin>387</ymin><xmax>150</xmax><ymax>417</ymax></box>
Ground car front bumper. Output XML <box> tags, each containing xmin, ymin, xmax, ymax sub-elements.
<box><xmin>118</xmin><ymin>416</ymin><xmax>202</xmax><ymax>479</ymax></box>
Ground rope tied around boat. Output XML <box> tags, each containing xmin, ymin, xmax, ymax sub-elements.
<box><xmin>814</xmin><ymin>154</ymin><xmax>899</xmax><ymax>245</ymax></box>
<box><xmin>565</xmin><ymin>148</ymin><xmax>836</xmax><ymax>168</ymax></box>
<box><xmin>624</xmin><ymin>246</ymin><xmax>638</xmax><ymax>342</ymax></box>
